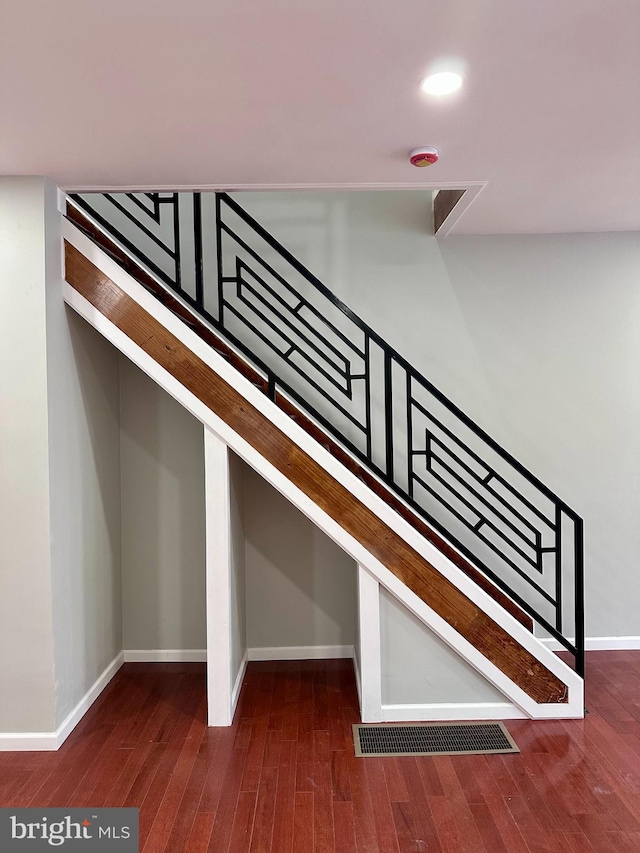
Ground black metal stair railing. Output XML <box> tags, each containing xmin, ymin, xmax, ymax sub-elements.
<box><xmin>69</xmin><ymin>191</ymin><xmax>585</xmax><ymax>676</ymax></box>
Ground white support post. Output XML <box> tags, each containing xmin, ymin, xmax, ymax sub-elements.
<box><xmin>357</xmin><ymin>565</ymin><xmax>383</xmax><ymax>722</ymax></box>
<box><xmin>204</xmin><ymin>428</ymin><xmax>234</xmax><ymax>725</ymax></box>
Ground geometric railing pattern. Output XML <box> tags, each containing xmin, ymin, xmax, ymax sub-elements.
<box><xmin>69</xmin><ymin>191</ymin><xmax>585</xmax><ymax>675</ymax></box>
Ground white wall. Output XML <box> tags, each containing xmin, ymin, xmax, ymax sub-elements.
<box><xmin>46</xmin><ymin>180</ymin><xmax>122</xmax><ymax>727</ymax></box>
<box><xmin>46</xmin><ymin>182</ymin><xmax>123</xmax><ymax>728</ymax></box>
<box><xmin>0</xmin><ymin>177</ymin><xmax>57</xmax><ymax>732</ymax></box>
<box><xmin>120</xmin><ymin>358</ymin><xmax>206</xmax><ymax>651</ymax></box>
<box><xmin>244</xmin><ymin>465</ymin><xmax>356</xmax><ymax>651</ymax></box>
<box><xmin>0</xmin><ymin>177</ymin><xmax>122</xmax><ymax>735</ymax></box>
<box><xmin>380</xmin><ymin>588</ymin><xmax>504</xmax><ymax>705</ymax></box>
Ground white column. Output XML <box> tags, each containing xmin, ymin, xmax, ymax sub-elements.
<box><xmin>204</xmin><ymin>428</ymin><xmax>234</xmax><ymax>725</ymax></box>
<box><xmin>357</xmin><ymin>565</ymin><xmax>383</xmax><ymax>722</ymax></box>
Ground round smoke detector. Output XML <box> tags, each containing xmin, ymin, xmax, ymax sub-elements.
<box><xmin>409</xmin><ymin>146</ymin><xmax>439</xmax><ymax>167</ymax></box>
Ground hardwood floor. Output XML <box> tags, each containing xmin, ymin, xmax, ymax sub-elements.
<box><xmin>1</xmin><ymin>654</ymin><xmax>640</xmax><ymax>852</ymax></box>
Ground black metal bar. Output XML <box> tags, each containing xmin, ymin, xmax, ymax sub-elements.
<box><xmin>236</xmin><ymin>259</ymin><xmax>354</xmax><ymax>368</ymax></box>
<box><xmin>230</xmin><ymin>285</ymin><xmax>353</xmax><ymax>396</ymax></box>
<box><xmin>364</xmin><ymin>336</ymin><xmax>372</xmax><ymax>461</ymax></box>
<box><xmin>555</xmin><ymin>504</ymin><xmax>563</xmax><ymax>633</ymax></box>
<box><xmin>235</xmin><ymin>265</ymin><xmax>351</xmax><ymax>380</ymax></box>
<box><xmin>427</xmin><ymin>454</ymin><xmax>539</xmax><ymax>570</ymax></box>
<box><xmin>233</xmin><ymin>279</ymin><xmax>349</xmax><ymax>383</ymax></box>
<box><xmin>221</xmin><ymin>300</ymin><xmax>368</xmax><ymax>433</ymax></box>
<box><xmin>218</xmin><ymin>219</ymin><xmax>365</xmax><ymax>357</ymax></box>
<box><xmin>384</xmin><ymin>350</ymin><xmax>394</xmax><ymax>481</ymax></box>
<box><xmin>535</xmin><ymin>528</ymin><xmax>543</xmax><ymax>572</ymax></box>
<box><xmin>215</xmin><ymin>193</ymin><xmax>224</xmax><ymax>324</ymax></box>
<box><xmin>426</xmin><ymin>445</ymin><xmax>542</xmax><ymax>554</ymax></box>
<box><xmin>411</xmin><ymin>397</ymin><xmax>555</xmax><ymax>528</ymax></box>
<box><xmin>574</xmin><ymin>518</ymin><xmax>585</xmax><ymax>677</ymax></box>
<box><xmin>426</xmin><ymin>431</ymin><xmax>543</xmax><ymax>536</ymax></box>
<box><xmin>406</xmin><ymin>371</ymin><xmax>414</xmax><ymax>499</ymax></box>
<box><xmin>126</xmin><ymin>192</ymin><xmax>162</xmax><ymax>223</ymax></box>
<box><xmin>146</xmin><ymin>192</ymin><xmax>161</xmax><ymax>221</ymax></box>
<box><xmin>103</xmin><ymin>195</ymin><xmax>177</xmax><ymax>257</ymax></box>
<box><xmin>193</xmin><ymin>193</ymin><xmax>204</xmax><ymax>305</ymax></box>
<box><xmin>172</xmin><ymin>194</ymin><xmax>181</xmax><ymax>290</ymax></box>
<box><xmin>69</xmin><ymin>195</ymin><xmax>177</xmax><ymax>288</ymax></box>
<box><xmin>412</xmin><ymin>469</ymin><xmax>555</xmax><ymax>598</ymax></box>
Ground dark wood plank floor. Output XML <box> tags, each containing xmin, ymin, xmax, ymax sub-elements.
<box><xmin>1</xmin><ymin>654</ymin><xmax>640</xmax><ymax>852</ymax></box>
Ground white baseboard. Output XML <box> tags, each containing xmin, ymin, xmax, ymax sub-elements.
<box><xmin>231</xmin><ymin>652</ymin><xmax>248</xmax><ymax>717</ymax></box>
<box><xmin>247</xmin><ymin>644</ymin><xmax>355</xmax><ymax>661</ymax></box>
<box><xmin>539</xmin><ymin>636</ymin><xmax>640</xmax><ymax>652</ymax></box>
<box><xmin>123</xmin><ymin>649</ymin><xmax>207</xmax><ymax>662</ymax></box>
<box><xmin>56</xmin><ymin>652</ymin><xmax>125</xmax><ymax>746</ymax></box>
<box><xmin>0</xmin><ymin>651</ymin><xmax>125</xmax><ymax>752</ymax></box>
<box><xmin>0</xmin><ymin>731</ymin><xmax>60</xmax><ymax>752</ymax></box>
<box><xmin>353</xmin><ymin>652</ymin><xmax>363</xmax><ymax>711</ymax></box>
<box><xmin>380</xmin><ymin>701</ymin><xmax>527</xmax><ymax>722</ymax></box>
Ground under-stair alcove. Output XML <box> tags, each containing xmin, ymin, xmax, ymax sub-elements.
<box><xmin>119</xmin><ymin>365</ymin><xmax>514</xmax><ymax>726</ymax></box>
<box><xmin>119</xmin><ymin>363</ymin><xmax>359</xmax><ymax>719</ymax></box>
<box><xmin>243</xmin><ymin>466</ymin><xmax>357</xmax><ymax>663</ymax></box>
<box><xmin>120</xmin><ymin>359</ymin><xmax>207</xmax><ymax>661</ymax></box>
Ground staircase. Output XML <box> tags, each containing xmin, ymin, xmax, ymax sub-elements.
<box><xmin>62</xmin><ymin>191</ymin><xmax>585</xmax><ymax>719</ymax></box>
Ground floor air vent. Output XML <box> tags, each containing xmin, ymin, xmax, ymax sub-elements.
<box><xmin>353</xmin><ymin>722</ymin><xmax>519</xmax><ymax>757</ymax></box>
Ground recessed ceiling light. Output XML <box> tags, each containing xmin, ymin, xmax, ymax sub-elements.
<box><xmin>420</xmin><ymin>71</ymin><xmax>463</xmax><ymax>97</ymax></box>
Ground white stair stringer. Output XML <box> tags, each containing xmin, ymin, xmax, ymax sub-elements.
<box><xmin>61</xmin><ymin>217</ymin><xmax>584</xmax><ymax>720</ymax></box>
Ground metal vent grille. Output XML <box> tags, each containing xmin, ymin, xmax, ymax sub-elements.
<box><xmin>353</xmin><ymin>722</ymin><xmax>519</xmax><ymax>757</ymax></box>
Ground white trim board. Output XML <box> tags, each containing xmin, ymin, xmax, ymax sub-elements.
<box><xmin>123</xmin><ymin>649</ymin><xmax>207</xmax><ymax>662</ymax></box>
<box><xmin>356</xmin><ymin>566</ymin><xmax>383</xmax><ymax>723</ymax></box>
<box><xmin>434</xmin><ymin>185</ymin><xmax>485</xmax><ymax>237</ymax></box>
<box><xmin>61</xmin><ymin>218</ymin><xmax>583</xmax><ymax>719</ymax></box>
<box><xmin>65</xmin><ymin>180</ymin><xmax>487</xmax><ymax>194</ymax></box>
<box><xmin>381</xmin><ymin>702</ymin><xmax>527</xmax><ymax>722</ymax></box>
<box><xmin>539</xmin><ymin>637</ymin><xmax>640</xmax><ymax>652</ymax></box>
<box><xmin>204</xmin><ymin>430</ymin><xmax>235</xmax><ymax>726</ymax></box>
<box><xmin>66</xmin><ymin>183</ymin><xmax>486</xmax><ymax>237</ymax></box>
<box><xmin>231</xmin><ymin>652</ymin><xmax>249</xmax><ymax>717</ymax></box>
<box><xmin>353</xmin><ymin>653</ymin><xmax>363</xmax><ymax>714</ymax></box>
<box><xmin>248</xmin><ymin>645</ymin><xmax>355</xmax><ymax>661</ymax></box>
<box><xmin>0</xmin><ymin>652</ymin><xmax>124</xmax><ymax>752</ymax></box>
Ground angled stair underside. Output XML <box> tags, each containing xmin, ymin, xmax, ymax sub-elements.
<box><xmin>62</xmin><ymin>218</ymin><xmax>583</xmax><ymax>719</ymax></box>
